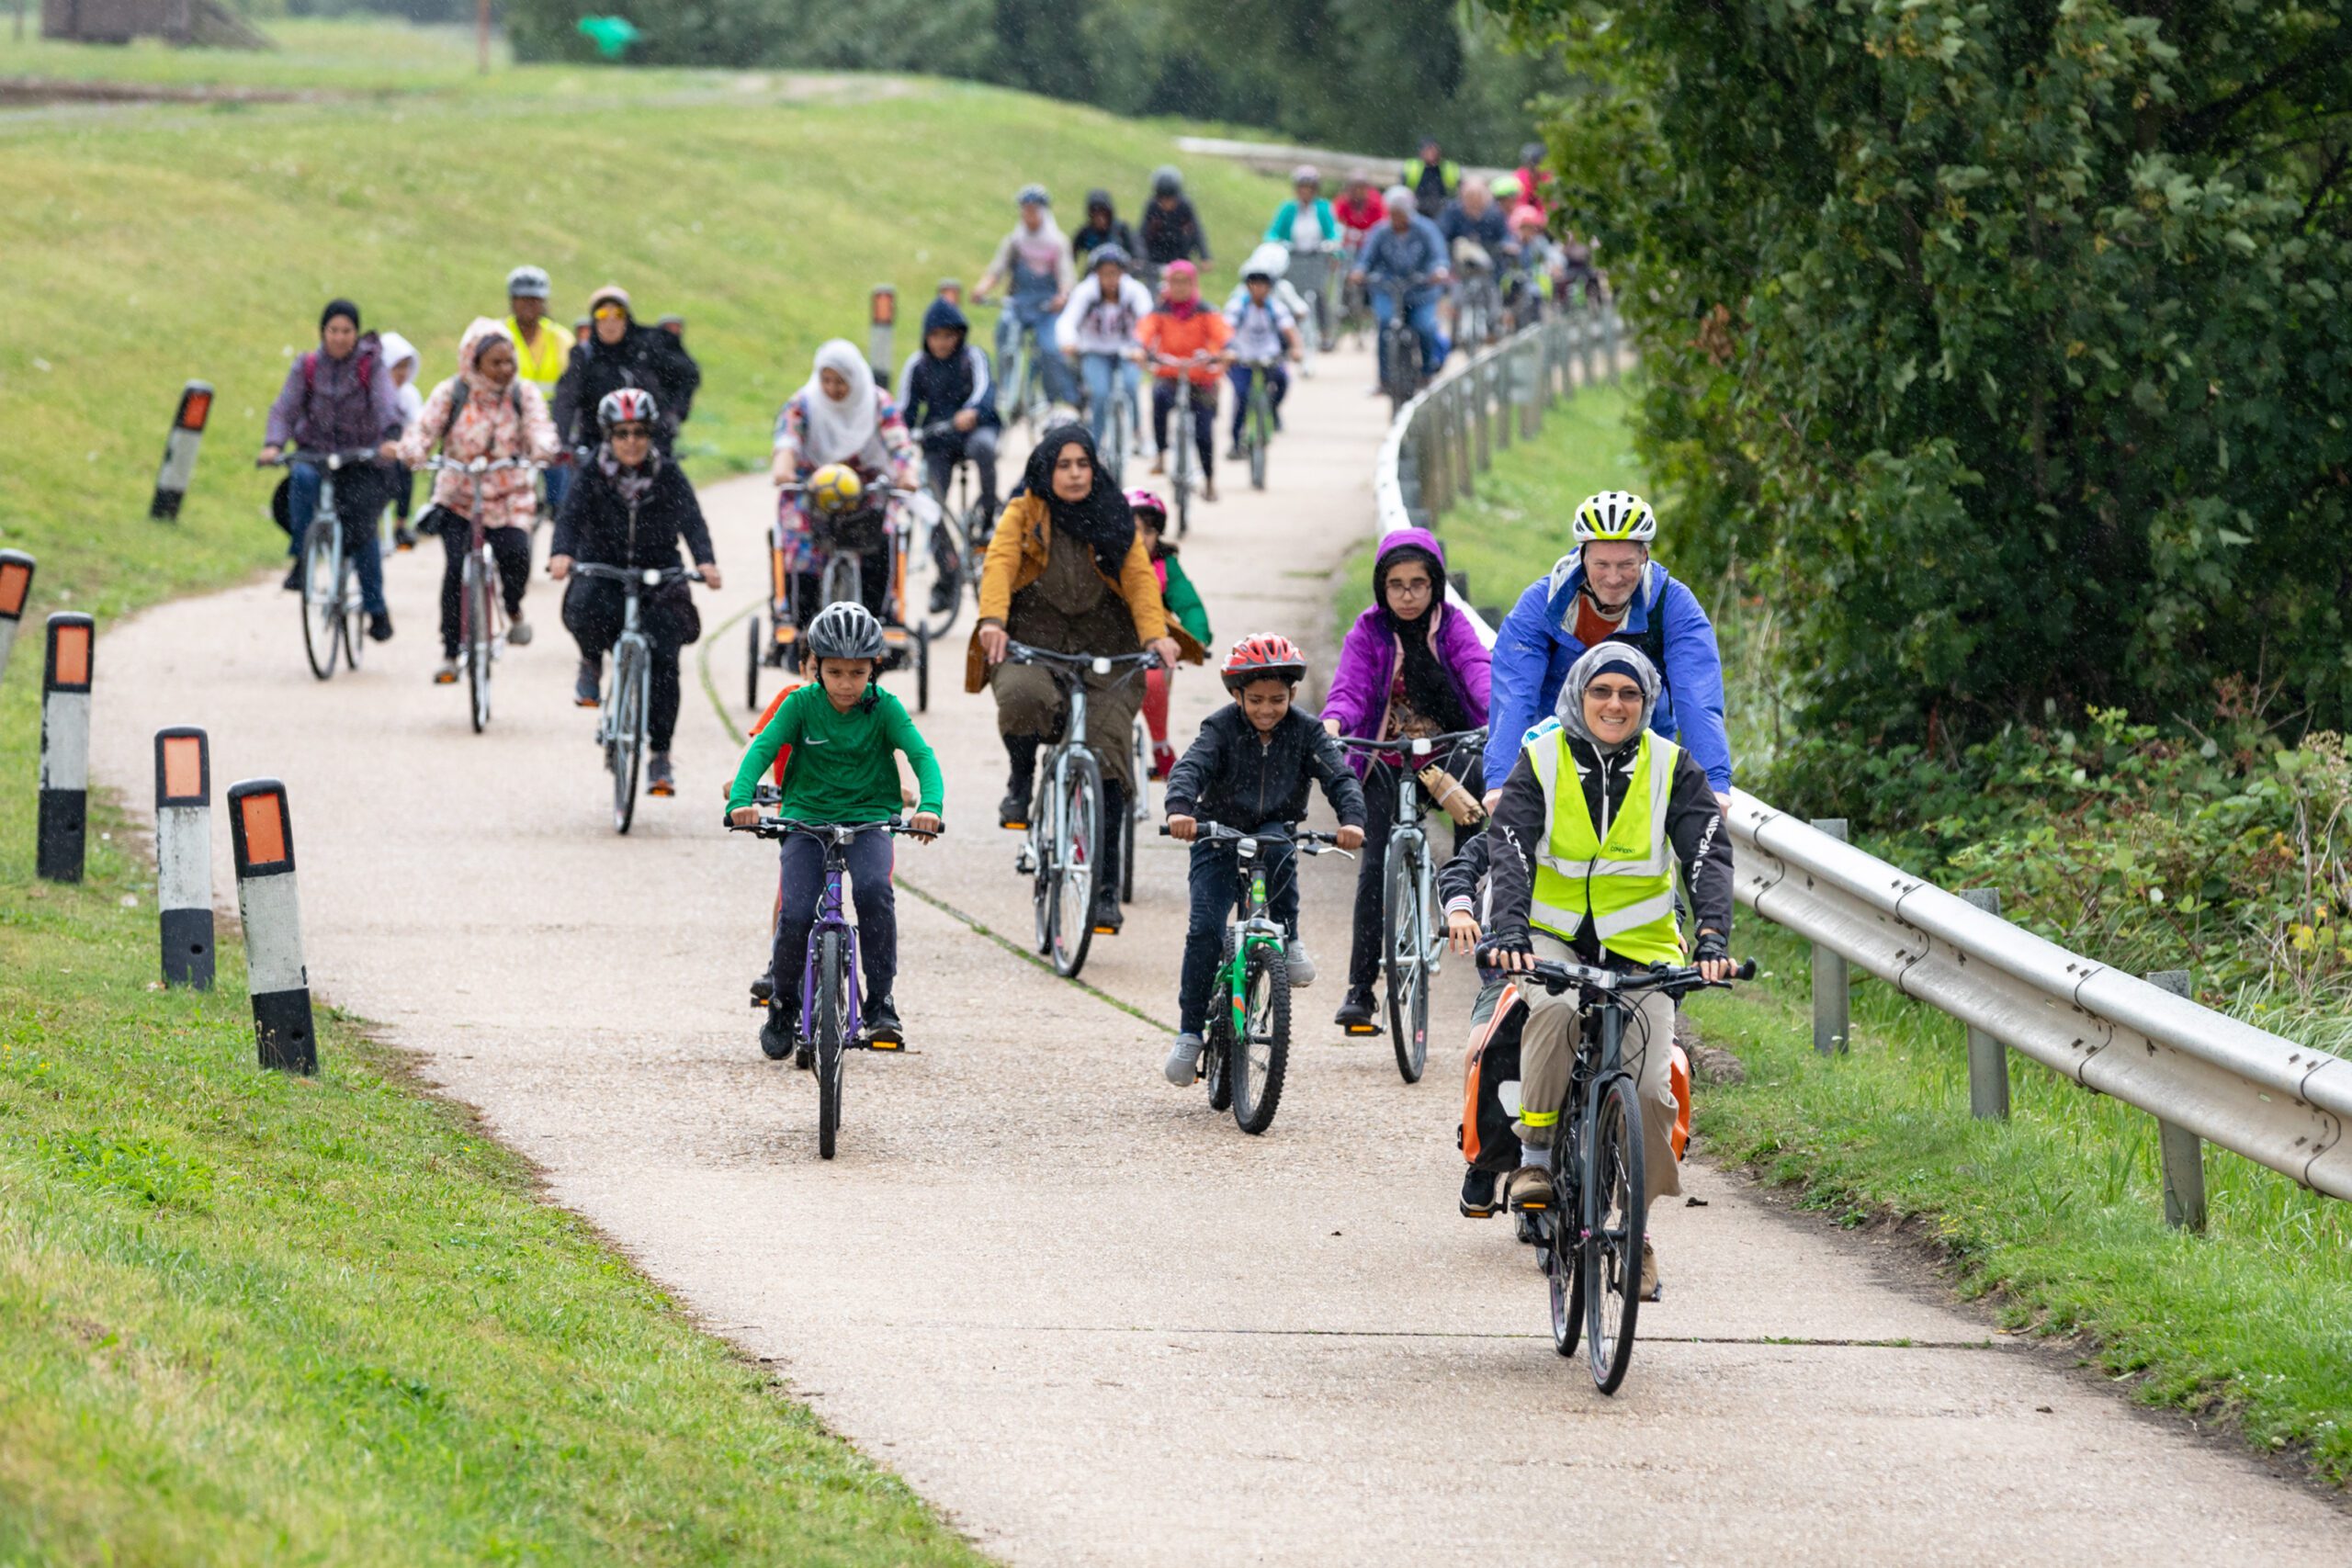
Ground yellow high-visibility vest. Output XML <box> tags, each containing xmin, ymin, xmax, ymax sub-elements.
<box><xmin>506</xmin><ymin>316</ymin><xmax>569</xmax><ymax>397</ymax></box>
<box><xmin>1525</xmin><ymin>726</ymin><xmax>1685</xmax><ymax>967</ymax></box>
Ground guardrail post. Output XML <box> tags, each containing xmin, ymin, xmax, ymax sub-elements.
<box><xmin>1494</xmin><ymin>352</ymin><xmax>1515</xmax><ymax>452</ymax></box>
<box><xmin>0</xmin><ymin>548</ymin><xmax>33</xmax><ymax>682</ymax></box>
<box><xmin>1958</xmin><ymin>888</ymin><xmax>2009</xmax><ymax>1118</ymax></box>
<box><xmin>1452</xmin><ymin>387</ymin><xmax>1476</xmax><ymax>502</ymax></box>
<box><xmin>1579</xmin><ymin>304</ymin><xmax>1600</xmax><ymax>386</ymax></box>
<box><xmin>154</xmin><ymin>728</ymin><xmax>215</xmax><ymax>988</ymax></box>
<box><xmin>2147</xmin><ymin>969</ymin><xmax>2207</xmax><ymax>1232</ymax></box>
<box><xmin>39</xmin><ymin>613</ymin><xmax>95</xmax><ymax>884</ymax></box>
<box><xmin>1810</xmin><ymin>818</ymin><xmax>1850</xmax><ymax>1054</ymax></box>
<box><xmin>230</xmin><ymin>779</ymin><xmax>315</xmax><ymax>1075</ymax></box>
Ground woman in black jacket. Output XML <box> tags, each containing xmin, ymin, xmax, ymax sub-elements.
<box><xmin>548</xmin><ymin>389</ymin><xmax>720</xmax><ymax>797</ymax></box>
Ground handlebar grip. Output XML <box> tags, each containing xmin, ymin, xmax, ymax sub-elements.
<box><xmin>1736</xmin><ymin>957</ymin><xmax>1758</xmax><ymax>982</ymax></box>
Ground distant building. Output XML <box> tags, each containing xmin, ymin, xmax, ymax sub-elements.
<box><xmin>41</xmin><ymin>0</ymin><xmax>272</xmax><ymax>49</ymax></box>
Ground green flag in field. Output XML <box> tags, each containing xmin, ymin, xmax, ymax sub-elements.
<box><xmin>577</xmin><ymin>16</ymin><xmax>642</xmax><ymax>59</ymax></box>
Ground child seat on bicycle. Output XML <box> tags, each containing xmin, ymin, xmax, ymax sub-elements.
<box><xmin>727</xmin><ymin>602</ymin><xmax>944</xmax><ymax>1051</ymax></box>
<box><xmin>1162</xmin><ymin>635</ymin><xmax>1366</xmax><ymax>1084</ymax></box>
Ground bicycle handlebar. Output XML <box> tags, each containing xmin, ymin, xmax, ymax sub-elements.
<box><xmin>256</xmin><ymin>447</ymin><xmax>381</xmax><ymax>468</ymax></box>
<box><xmin>727</xmin><ymin>815</ymin><xmax>941</xmax><ymax>843</ymax></box>
<box><xmin>419</xmin><ymin>455</ymin><xmax>543</xmax><ymax>474</ymax></box>
<box><xmin>1001</xmin><ymin>641</ymin><xmax>1162</xmax><ymax>676</ymax></box>
<box><xmin>1338</xmin><ymin>727</ymin><xmax>1488</xmax><ymax>758</ymax></box>
<box><xmin>1472</xmin><ymin>948</ymin><xmax>1756</xmax><ymax>998</ymax></box>
<box><xmin>1159</xmin><ymin>821</ymin><xmax>1356</xmax><ymax>859</ymax></box>
<box><xmin>571</xmin><ymin>563</ymin><xmax>698</xmax><ymax>589</ymax></box>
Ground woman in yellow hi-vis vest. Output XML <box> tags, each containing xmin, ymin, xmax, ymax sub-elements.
<box><xmin>1483</xmin><ymin>642</ymin><xmax>1734</xmax><ymax>1301</ymax></box>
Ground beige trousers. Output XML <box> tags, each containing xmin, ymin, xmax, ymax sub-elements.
<box><xmin>1512</xmin><ymin>931</ymin><xmax>1682</xmax><ymax>1212</ymax></box>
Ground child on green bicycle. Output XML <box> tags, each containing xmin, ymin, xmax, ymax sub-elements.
<box><xmin>1162</xmin><ymin>634</ymin><xmax>1365</xmax><ymax>1086</ymax></box>
<box><xmin>725</xmin><ymin>602</ymin><xmax>944</xmax><ymax>1054</ymax></box>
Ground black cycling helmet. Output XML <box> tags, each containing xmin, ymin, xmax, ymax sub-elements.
<box><xmin>1151</xmin><ymin>165</ymin><xmax>1182</xmax><ymax>197</ymax></box>
<box><xmin>1086</xmin><ymin>186</ymin><xmax>1114</xmax><ymax>213</ymax></box>
<box><xmin>806</xmin><ymin>601</ymin><xmax>886</xmax><ymax>663</ymax></box>
<box><xmin>1091</xmin><ymin>243</ymin><xmax>1132</xmax><ymax>272</ymax></box>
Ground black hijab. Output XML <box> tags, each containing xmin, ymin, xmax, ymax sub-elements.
<box><xmin>1024</xmin><ymin>423</ymin><xmax>1134</xmax><ymax>581</ymax></box>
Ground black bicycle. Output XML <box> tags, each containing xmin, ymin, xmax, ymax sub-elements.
<box><xmin>1488</xmin><ymin>950</ymin><xmax>1751</xmax><ymax>1393</ymax></box>
<box><xmin>1370</xmin><ymin>273</ymin><xmax>1433</xmax><ymax>417</ymax></box>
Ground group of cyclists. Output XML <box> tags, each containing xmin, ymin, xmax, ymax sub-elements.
<box><xmin>253</xmin><ymin>146</ymin><xmax>1707</xmax><ymax>1299</ymax></box>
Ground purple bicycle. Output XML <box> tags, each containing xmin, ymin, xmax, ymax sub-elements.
<box><xmin>729</xmin><ymin>813</ymin><xmax>933</xmax><ymax>1158</ymax></box>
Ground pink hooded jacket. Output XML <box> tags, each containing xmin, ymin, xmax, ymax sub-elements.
<box><xmin>397</xmin><ymin>317</ymin><xmax>559</xmax><ymax>531</ymax></box>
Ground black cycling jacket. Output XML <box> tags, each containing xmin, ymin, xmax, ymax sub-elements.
<box><xmin>551</xmin><ymin>323</ymin><xmax>702</xmax><ymax>450</ymax></box>
<box><xmin>550</xmin><ymin>458</ymin><xmax>715</xmax><ymax>571</ymax></box>
<box><xmin>1165</xmin><ymin>704</ymin><xmax>1365</xmax><ymax>831</ymax></box>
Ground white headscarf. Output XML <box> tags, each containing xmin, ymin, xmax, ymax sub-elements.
<box><xmin>795</xmin><ymin>339</ymin><xmax>881</xmax><ymax>467</ymax></box>
<box><xmin>379</xmin><ymin>331</ymin><xmax>421</xmax><ymax>376</ymax></box>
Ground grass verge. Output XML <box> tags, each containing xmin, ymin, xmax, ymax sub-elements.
<box><xmin>3</xmin><ymin>19</ymin><xmax>1294</xmax><ymax>1555</ymax></box>
<box><xmin>1356</xmin><ymin>372</ymin><xmax>2352</xmax><ymax>1488</ymax></box>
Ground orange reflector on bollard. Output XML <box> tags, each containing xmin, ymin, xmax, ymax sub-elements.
<box><xmin>871</xmin><ymin>286</ymin><xmax>897</xmax><ymax>326</ymax></box>
<box><xmin>238</xmin><ymin>790</ymin><xmax>289</xmax><ymax>870</ymax></box>
<box><xmin>0</xmin><ymin>560</ymin><xmax>28</xmax><ymax>617</ymax></box>
<box><xmin>178</xmin><ymin>389</ymin><xmax>213</xmax><ymax>431</ymax></box>
<box><xmin>162</xmin><ymin>734</ymin><xmax>206</xmax><ymax>802</ymax></box>
<box><xmin>51</xmin><ymin>622</ymin><xmax>91</xmax><ymax>688</ymax></box>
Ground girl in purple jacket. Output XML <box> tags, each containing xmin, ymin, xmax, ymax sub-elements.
<box><xmin>1320</xmin><ymin>527</ymin><xmax>1493</xmax><ymax>1031</ymax></box>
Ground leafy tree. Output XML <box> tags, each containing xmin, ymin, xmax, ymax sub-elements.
<box><xmin>1486</xmin><ymin>1</ymin><xmax>2352</xmax><ymax>787</ymax></box>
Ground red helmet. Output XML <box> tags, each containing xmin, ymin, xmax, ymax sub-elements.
<box><xmin>1220</xmin><ymin>632</ymin><xmax>1306</xmax><ymax>691</ymax></box>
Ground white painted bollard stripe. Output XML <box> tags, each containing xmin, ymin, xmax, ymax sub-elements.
<box><xmin>150</xmin><ymin>380</ymin><xmax>214</xmax><ymax>522</ymax></box>
<box><xmin>0</xmin><ymin>549</ymin><xmax>33</xmax><ymax>682</ymax></box>
<box><xmin>155</xmin><ymin>728</ymin><xmax>215</xmax><ymax>989</ymax></box>
<box><xmin>39</xmin><ymin>614</ymin><xmax>94</xmax><ymax>884</ymax></box>
<box><xmin>228</xmin><ymin>778</ymin><xmax>314</xmax><ymax>1074</ymax></box>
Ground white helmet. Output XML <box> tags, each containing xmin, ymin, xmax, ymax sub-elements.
<box><xmin>1241</xmin><ymin>242</ymin><xmax>1290</xmax><ymax>282</ymax></box>
<box><xmin>506</xmin><ymin>265</ymin><xmax>551</xmax><ymax>299</ymax></box>
<box><xmin>1570</xmin><ymin>490</ymin><xmax>1658</xmax><ymax>545</ymax></box>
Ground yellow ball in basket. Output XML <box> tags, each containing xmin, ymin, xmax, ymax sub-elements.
<box><xmin>808</xmin><ymin>463</ymin><xmax>864</xmax><ymax>514</ymax></box>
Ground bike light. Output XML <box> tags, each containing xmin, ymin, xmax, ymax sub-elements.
<box><xmin>641</xmin><ymin>568</ymin><xmax>662</xmax><ymax>586</ymax></box>
<box><xmin>1092</xmin><ymin>656</ymin><xmax>1112</xmax><ymax>674</ymax></box>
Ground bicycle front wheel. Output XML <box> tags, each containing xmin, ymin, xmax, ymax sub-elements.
<box><xmin>300</xmin><ymin>523</ymin><xmax>341</xmax><ymax>681</ymax></box>
<box><xmin>1204</xmin><ymin>932</ymin><xmax>1236</xmax><ymax>1111</ymax></box>
<box><xmin>744</xmin><ymin>615</ymin><xmax>762</xmax><ymax>712</ymax></box>
<box><xmin>1248</xmin><ymin>386</ymin><xmax>1271</xmax><ymax>491</ymax></box>
<box><xmin>610</xmin><ymin>643</ymin><xmax>645</xmax><ymax>834</ymax></box>
<box><xmin>339</xmin><ymin>546</ymin><xmax>368</xmax><ymax>672</ymax></box>
<box><xmin>1583</xmin><ymin>1072</ymin><xmax>1646</xmax><ymax>1393</ymax></box>
<box><xmin>1383</xmin><ymin>834</ymin><xmax>1430</xmax><ymax>1082</ymax></box>
<box><xmin>1546</xmin><ymin>1196</ymin><xmax>1585</xmax><ymax>1359</ymax></box>
<box><xmin>814</xmin><ymin>929</ymin><xmax>848</xmax><ymax>1159</ymax></box>
<box><xmin>463</xmin><ymin>553</ymin><xmax>494</xmax><ymax>733</ymax></box>
<box><xmin>1231</xmin><ymin>939</ymin><xmax>1291</xmax><ymax>1134</ymax></box>
<box><xmin>1046</xmin><ymin>750</ymin><xmax>1102</xmax><ymax>978</ymax></box>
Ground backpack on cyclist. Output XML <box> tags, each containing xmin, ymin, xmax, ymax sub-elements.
<box><xmin>1459</xmin><ymin>978</ymin><xmax>1526</xmax><ymax>1174</ymax></box>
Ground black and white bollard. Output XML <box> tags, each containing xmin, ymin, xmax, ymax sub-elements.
<box><xmin>38</xmin><ymin>613</ymin><xmax>94</xmax><ymax>883</ymax></box>
<box><xmin>154</xmin><ymin>727</ymin><xmax>215</xmax><ymax>988</ymax></box>
<box><xmin>0</xmin><ymin>549</ymin><xmax>33</xmax><ymax>682</ymax></box>
<box><xmin>149</xmin><ymin>380</ymin><xmax>215</xmax><ymax>522</ymax></box>
<box><xmin>868</xmin><ymin>285</ymin><xmax>896</xmax><ymax>381</ymax></box>
<box><xmin>228</xmin><ymin>778</ymin><xmax>314</xmax><ymax>1074</ymax></box>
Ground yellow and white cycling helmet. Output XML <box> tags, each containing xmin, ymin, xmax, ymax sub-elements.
<box><xmin>1571</xmin><ymin>490</ymin><xmax>1657</xmax><ymax>545</ymax></box>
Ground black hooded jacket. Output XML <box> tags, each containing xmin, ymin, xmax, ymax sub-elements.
<box><xmin>550</xmin><ymin>321</ymin><xmax>701</xmax><ymax>450</ymax></box>
<box><xmin>1166</xmin><ymin>705</ymin><xmax>1366</xmax><ymax>832</ymax></box>
<box><xmin>549</xmin><ymin>457</ymin><xmax>716</xmax><ymax>571</ymax></box>
<box><xmin>1139</xmin><ymin>197</ymin><xmax>1211</xmax><ymax>265</ymax></box>
<box><xmin>896</xmin><ymin>299</ymin><xmax>1001</xmax><ymax>440</ymax></box>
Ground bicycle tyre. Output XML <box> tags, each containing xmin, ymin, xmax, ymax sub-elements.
<box><xmin>910</xmin><ymin>505</ymin><xmax>965</xmax><ymax>643</ymax></box>
<box><xmin>1547</xmin><ymin>1197</ymin><xmax>1585</xmax><ymax>1359</ymax></box>
<box><xmin>745</xmin><ymin>615</ymin><xmax>761</xmax><ymax>712</ymax></box>
<box><xmin>1584</xmin><ymin>1072</ymin><xmax>1646</xmax><ymax>1393</ymax></box>
<box><xmin>1101</xmin><ymin>391</ymin><xmax>1127</xmax><ymax>486</ymax></box>
<box><xmin>1230</xmin><ymin>940</ymin><xmax>1291</xmax><ymax>1134</ymax></box>
<box><xmin>1204</xmin><ymin>931</ymin><xmax>1235</xmax><ymax>1111</ymax></box>
<box><xmin>610</xmin><ymin>643</ymin><xmax>644</xmax><ymax>834</ymax></box>
<box><xmin>914</xmin><ymin>626</ymin><xmax>931</xmax><ymax>713</ymax></box>
<box><xmin>1248</xmin><ymin>384</ymin><xmax>1270</xmax><ymax>491</ymax></box>
<box><xmin>300</xmin><ymin>522</ymin><xmax>340</xmax><ymax>681</ymax></box>
<box><xmin>815</xmin><ymin>929</ymin><xmax>847</xmax><ymax>1159</ymax></box>
<box><xmin>338</xmin><ymin>546</ymin><xmax>367</xmax><ymax>671</ymax></box>
<box><xmin>1170</xmin><ymin>396</ymin><xmax>1193</xmax><ymax>538</ymax></box>
<box><xmin>1382</xmin><ymin>834</ymin><xmax>1430</xmax><ymax>1083</ymax></box>
<box><xmin>1124</xmin><ymin>716</ymin><xmax>1148</xmax><ymax>905</ymax></box>
<box><xmin>820</xmin><ymin>551</ymin><xmax>857</xmax><ymax>612</ymax></box>
<box><xmin>463</xmin><ymin>553</ymin><xmax>493</xmax><ymax>733</ymax></box>
<box><xmin>1046</xmin><ymin>750</ymin><xmax>1102</xmax><ymax>978</ymax></box>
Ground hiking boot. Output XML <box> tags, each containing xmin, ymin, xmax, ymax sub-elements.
<box><xmin>1505</xmin><ymin>1162</ymin><xmax>1555</xmax><ymax>1212</ymax></box>
<box><xmin>759</xmin><ymin>1003</ymin><xmax>796</xmax><ymax>1061</ymax></box>
<box><xmin>506</xmin><ymin>610</ymin><xmax>533</xmax><ymax>647</ymax></box>
<box><xmin>573</xmin><ymin>660</ymin><xmax>601</xmax><ymax>707</ymax></box>
<box><xmin>865</xmin><ymin>994</ymin><xmax>904</xmax><ymax>1046</ymax></box>
<box><xmin>1164</xmin><ymin>1031</ymin><xmax>1205</xmax><ymax>1086</ymax></box>
<box><xmin>282</xmin><ymin>562</ymin><xmax>305</xmax><ymax>592</ymax></box>
<box><xmin>1000</xmin><ymin>735</ymin><xmax>1039</xmax><ymax>827</ymax></box>
<box><xmin>1640</xmin><ymin>1238</ymin><xmax>1661</xmax><ymax>1303</ymax></box>
<box><xmin>367</xmin><ymin>611</ymin><xmax>394</xmax><ymax>643</ymax></box>
<box><xmin>1460</xmin><ymin>1167</ymin><xmax>1499</xmax><ymax>1219</ymax></box>
<box><xmin>647</xmin><ymin>753</ymin><xmax>675</xmax><ymax>796</ymax></box>
<box><xmin>1334</xmin><ymin>986</ymin><xmax>1378</xmax><ymax>1032</ymax></box>
<box><xmin>433</xmin><ymin>660</ymin><xmax>458</xmax><ymax>685</ymax></box>
<box><xmin>1284</xmin><ymin>938</ymin><xmax>1317</xmax><ymax>987</ymax></box>
<box><xmin>999</xmin><ymin>784</ymin><xmax>1032</xmax><ymax>829</ymax></box>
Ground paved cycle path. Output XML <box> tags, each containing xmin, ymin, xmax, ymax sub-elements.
<box><xmin>91</xmin><ymin>345</ymin><xmax>2346</xmax><ymax>1564</ymax></box>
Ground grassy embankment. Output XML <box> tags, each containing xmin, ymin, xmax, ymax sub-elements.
<box><xmin>1352</xmin><ymin>372</ymin><xmax>2352</xmax><ymax>1485</ymax></box>
<box><xmin>1</xmin><ymin>22</ymin><xmax>1284</xmax><ymax>1560</ymax></box>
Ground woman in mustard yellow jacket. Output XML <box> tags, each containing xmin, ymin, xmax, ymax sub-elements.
<box><xmin>968</xmin><ymin>424</ymin><xmax>1204</xmax><ymax>931</ymax></box>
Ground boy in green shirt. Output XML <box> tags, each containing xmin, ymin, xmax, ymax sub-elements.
<box><xmin>727</xmin><ymin>604</ymin><xmax>944</xmax><ymax>1052</ymax></box>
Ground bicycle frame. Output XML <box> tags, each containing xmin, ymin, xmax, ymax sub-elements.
<box><xmin>1217</xmin><ymin>840</ymin><xmax>1289</xmax><ymax>1038</ymax></box>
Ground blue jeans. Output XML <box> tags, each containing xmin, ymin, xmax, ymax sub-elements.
<box><xmin>1178</xmin><ymin>828</ymin><xmax>1302</xmax><ymax>1034</ymax></box>
<box><xmin>1078</xmin><ymin>353</ymin><xmax>1139</xmax><ymax>447</ymax></box>
<box><xmin>1226</xmin><ymin>362</ymin><xmax>1289</xmax><ymax>442</ymax></box>
<box><xmin>541</xmin><ymin>460</ymin><xmax>571</xmax><ymax>516</ymax></box>
<box><xmin>287</xmin><ymin>458</ymin><xmax>389</xmax><ymax>616</ymax></box>
<box><xmin>1001</xmin><ymin>297</ymin><xmax>1080</xmax><ymax>406</ymax></box>
<box><xmin>1372</xmin><ymin>289</ymin><xmax>1449</xmax><ymax>383</ymax></box>
<box><xmin>773</xmin><ymin>828</ymin><xmax>898</xmax><ymax>1019</ymax></box>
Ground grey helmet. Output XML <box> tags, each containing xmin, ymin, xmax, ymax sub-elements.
<box><xmin>1090</xmin><ymin>243</ymin><xmax>1132</xmax><ymax>272</ymax></box>
<box><xmin>805</xmin><ymin>600</ymin><xmax>886</xmax><ymax>663</ymax></box>
<box><xmin>506</xmin><ymin>264</ymin><xmax>551</xmax><ymax>299</ymax></box>
<box><xmin>1151</xmin><ymin>165</ymin><xmax>1183</xmax><ymax>197</ymax></box>
<box><xmin>1016</xmin><ymin>182</ymin><xmax>1051</xmax><ymax>209</ymax></box>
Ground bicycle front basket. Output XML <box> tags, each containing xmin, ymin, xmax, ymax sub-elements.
<box><xmin>809</xmin><ymin>502</ymin><xmax>890</xmax><ymax>557</ymax></box>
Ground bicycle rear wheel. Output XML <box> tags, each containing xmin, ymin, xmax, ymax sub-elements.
<box><xmin>1124</xmin><ymin>716</ymin><xmax>1148</xmax><ymax>905</ymax></box>
<box><xmin>814</xmin><ymin>929</ymin><xmax>847</xmax><ymax>1159</ymax></box>
<box><xmin>463</xmin><ymin>553</ymin><xmax>494</xmax><ymax>733</ymax></box>
<box><xmin>339</xmin><ymin>551</ymin><xmax>367</xmax><ymax>672</ymax></box>
<box><xmin>1230</xmin><ymin>940</ymin><xmax>1291</xmax><ymax>1134</ymax></box>
<box><xmin>1546</xmin><ymin>1195</ymin><xmax>1585</xmax><ymax>1359</ymax></box>
<box><xmin>1204</xmin><ymin>936</ymin><xmax>1235</xmax><ymax>1111</ymax></box>
<box><xmin>1583</xmin><ymin>1072</ymin><xmax>1646</xmax><ymax>1393</ymax></box>
<box><xmin>610</xmin><ymin>644</ymin><xmax>644</xmax><ymax>834</ymax></box>
<box><xmin>744</xmin><ymin>615</ymin><xmax>761</xmax><ymax>712</ymax></box>
<box><xmin>1383</xmin><ymin>834</ymin><xmax>1430</xmax><ymax>1082</ymax></box>
<box><xmin>1046</xmin><ymin>751</ymin><xmax>1102</xmax><ymax>978</ymax></box>
<box><xmin>300</xmin><ymin>523</ymin><xmax>340</xmax><ymax>681</ymax></box>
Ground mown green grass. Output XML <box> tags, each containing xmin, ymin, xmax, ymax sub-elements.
<box><xmin>2</xmin><ymin>21</ymin><xmax>1292</xmax><ymax>1557</ymax></box>
<box><xmin>1372</xmin><ymin>372</ymin><xmax>2352</xmax><ymax>1487</ymax></box>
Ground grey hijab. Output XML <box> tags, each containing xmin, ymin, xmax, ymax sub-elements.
<box><xmin>1555</xmin><ymin>640</ymin><xmax>1660</xmax><ymax>753</ymax></box>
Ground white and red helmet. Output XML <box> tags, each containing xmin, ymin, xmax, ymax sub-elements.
<box><xmin>596</xmin><ymin>387</ymin><xmax>659</xmax><ymax>434</ymax></box>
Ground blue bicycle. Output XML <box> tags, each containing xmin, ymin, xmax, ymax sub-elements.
<box><xmin>729</xmin><ymin>814</ymin><xmax>936</xmax><ymax>1159</ymax></box>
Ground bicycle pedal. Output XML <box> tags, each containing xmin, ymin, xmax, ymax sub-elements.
<box><xmin>648</xmin><ymin>782</ymin><xmax>674</xmax><ymax>797</ymax></box>
<box><xmin>1342</xmin><ymin>1022</ymin><xmax>1383</xmax><ymax>1037</ymax></box>
<box><xmin>864</xmin><ymin>1038</ymin><xmax>904</xmax><ymax>1052</ymax></box>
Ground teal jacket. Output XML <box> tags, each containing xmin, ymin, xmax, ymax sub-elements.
<box><xmin>1265</xmin><ymin>197</ymin><xmax>1340</xmax><ymax>246</ymax></box>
